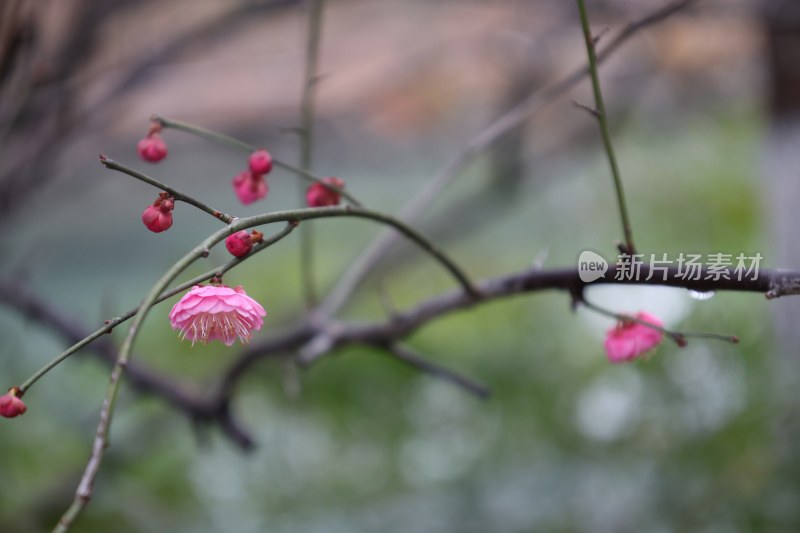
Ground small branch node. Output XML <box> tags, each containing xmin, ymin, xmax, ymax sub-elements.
<box><xmin>592</xmin><ymin>26</ymin><xmax>610</xmax><ymax>46</ymax></box>
<box><xmin>572</xmin><ymin>99</ymin><xmax>601</xmax><ymax>118</ymax></box>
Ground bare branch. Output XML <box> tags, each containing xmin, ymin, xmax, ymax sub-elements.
<box><xmin>381</xmin><ymin>343</ymin><xmax>490</xmax><ymax>399</ymax></box>
<box><xmin>235</xmin><ymin>262</ymin><xmax>781</xmax><ymax>385</ymax></box>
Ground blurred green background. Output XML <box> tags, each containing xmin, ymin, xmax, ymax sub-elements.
<box><xmin>1</xmin><ymin>1</ymin><xmax>797</xmax><ymax>531</ymax></box>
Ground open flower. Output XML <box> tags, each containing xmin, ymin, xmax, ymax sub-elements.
<box><xmin>169</xmin><ymin>285</ymin><xmax>266</xmax><ymax>346</ymax></box>
<box><xmin>604</xmin><ymin>311</ymin><xmax>664</xmax><ymax>363</ymax></box>
<box><xmin>0</xmin><ymin>389</ymin><xmax>27</xmax><ymax>418</ymax></box>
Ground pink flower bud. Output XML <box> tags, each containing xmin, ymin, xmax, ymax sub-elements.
<box><xmin>0</xmin><ymin>390</ymin><xmax>27</xmax><ymax>418</ymax></box>
<box><xmin>226</xmin><ymin>230</ymin><xmax>254</xmax><ymax>257</ymax></box>
<box><xmin>248</xmin><ymin>150</ymin><xmax>273</xmax><ymax>175</ymax></box>
<box><xmin>232</xmin><ymin>170</ymin><xmax>268</xmax><ymax>205</ymax></box>
<box><xmin>604</xmin><ymin>311</ymin><xmax>664</xmax><ymax>363</ymax></box>
<box><xmin>142</xmin><ymin>195</ymin><xmax>174</xmax><ymax>233</ymax></box>
<box><xmin>137</xmin><ymin>133</ymin><xmax>168</xmax><ymax>163</ymax></box>
<box><xmin>306</xmin><ymin>177</ymin><xmax>345</xmax><ymax>207</ymax></box>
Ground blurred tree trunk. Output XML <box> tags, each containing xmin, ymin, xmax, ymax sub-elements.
<box><xmin>489</xmin><ymin>64</ymin><xmax>536</xmax><ymax>196</ymax></box>
<box><xmin>763</xmin><ymin>0</ymin><xmax>800</xmax><ymax>464</ymax></box>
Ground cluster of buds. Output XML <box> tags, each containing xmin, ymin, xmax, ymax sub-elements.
<box><xmin>232</xmin><ymin>150</ymin><xmax>273</xmax><ymax>205</ymax></box>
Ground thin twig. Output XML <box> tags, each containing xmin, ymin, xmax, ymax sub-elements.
<box><xmin>99</xmin><ymin>155</ymin><xmax>235</xmax><ymax>223</ymax></box>
<box><xmin>579</xmin><ymin>298</ymin><xmax>739</xmax><ymax>347</ymax></box>
<box><xmin>572</xmin><ymin>99</ymin><xmax>600</xmax><ymax>118</ymax></box>
<box><xmin>382</xmin><ymin>343</ymin><xmax>490</xmax><ymax>399</ymax></box>
<box><xmin>576</xmin><ymin>0</ymin><xmax>635</xmax><ymax>254</ymax></box>
<box><xmin>232</xmin><ymin>206</ymin><xmax>479</xmax><ymax>299</ymax></box>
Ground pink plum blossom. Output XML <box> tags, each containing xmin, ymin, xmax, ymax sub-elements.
<box><xmin>248</xmin><ymin>149</ymin><xmax>273</xmax><ymax>175</ymax></box>
<box><xmin>226</xmin><ymin>230</ymin><xmax>254</xmax><ymax>258</ymax></box>
<box><xmin>306</xmin><ymin>177</ymin><xmax>345</xmax><ymax>207</ymax></box>
<box><xmin>604</xmin><ymin>311</ymin><xmax>664</xmax><ymax>363</ymax></box>
<box><xmin>232</xmin><ymin>170</ymin><xmax>268</xmax><ymax>205</ymax></box>
<box><xmin>169</xmin><ymin>285</ymin><xmax>266</xmax><ymax>346</ymax></box>
<box><xmin>0</xmin><ymin>390</ymin><xmax>26</xmax><ymax>418</ymax></box>
<box><xmin>137</xmin><ymin>133</ymin><xmax>168</xmax><ymax>163</ymax></box>
<box><xmin>141</xmin><ymin>195</ymin><xmax>174</xmax><ymax>233</ymax></box>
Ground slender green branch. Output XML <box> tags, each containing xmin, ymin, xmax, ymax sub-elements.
<box><xmin>224</xmin><ymin>207</ymin><xmax>478</xmax><ymax>299</ymax></box>
<box><xmin>19</xmin><ymin>223</ymin><xmax>296</xmax><ymax>394</ymax></box>
<box><xmin>154</xmin><ymin>115</ymin><xmax>254</xmax><ymax>152</ymax></box>
<box><xmin>55</xmin><ymin>224</ymin><xmax>235</xmax><ymax>532</ymax></box>
<box><xmin>297</xmin><ymin>0</ymin><xmax>326</xmax><ymax>308</ymax></box>
<box><xmin>55</xmin><ymin>205</ymin><xmax>476</xmax><ymax>530</ymax></box>
<box><xmin>273</xmin><ymin>160</ymin><xmax>361</xmax><ymax>207</ymax></box>
<box><xmin>99</xmin><ymin>155</ymin><xmax>234</xmax><ymax>223</ymax></box>
<box><xmin>21</xmin><ymin>324</ymin><xmax>111</xmax><ymax>394</ymax></box>
<box><xmin>152</xmin><ymin>115</ymin><xmax>362</xmax><ymax>207</ymax></box>
<box><xmin>575</xmin><ymin>0</ymin><xmax>635</xmax><ymax>254</ymax></box>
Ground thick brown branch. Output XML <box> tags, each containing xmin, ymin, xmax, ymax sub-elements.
<box><xmin>2</xmin><ymin>262</ymin><xmax>790</xmax><ymax>452</ymax></box>
<box><xmin>311</xmin><ymin>265</ymin><xmax>774</xmax><ymax>351</ymax></box>
<box><xmin>236</xmin><ymin>263</ymin><xmax>786</xmax><ymax>392</ymax></box>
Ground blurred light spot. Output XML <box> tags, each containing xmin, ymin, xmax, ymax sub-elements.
<box><xmin>575</xmin><ymin>367</ymin><xmax>643</xmax><ymax>442</ymax></box>
<box><xmin>581</xmin><ymin>285</ymin><xmax>693</xmax><ymax>340</ymax></box>
<box><xmin>665</xmin><ymin>344</ymin><xmax>745</xmax><ymax>435</ymax></box>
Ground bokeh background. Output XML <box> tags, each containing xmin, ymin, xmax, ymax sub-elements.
<box><xmin>1</xmin><ymin>0</ymin><xmax>799</xmax><ymax>531</ymax></box>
